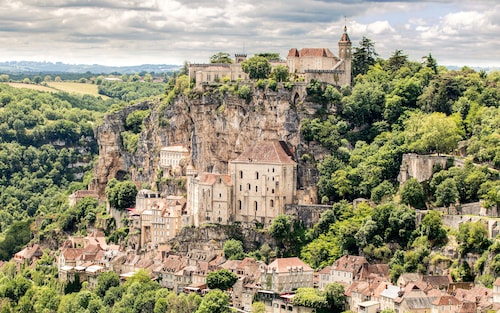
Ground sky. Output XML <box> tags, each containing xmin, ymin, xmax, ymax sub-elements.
<box><xmin>1</xmin><ymin>0</ymin><xmax>499</xmax><ymax>67</ymax></box>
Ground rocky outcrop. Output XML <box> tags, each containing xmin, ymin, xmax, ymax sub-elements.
<box><xmin>92</xmin><ymin>83</ymin><xmax>330</xmax><ymax>199</ymax></box>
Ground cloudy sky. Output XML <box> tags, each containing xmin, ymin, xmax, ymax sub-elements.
<box><xmin>1</xmin><ymin>0</ymin><xmax>499</xmax><ymax>67</ymax></box>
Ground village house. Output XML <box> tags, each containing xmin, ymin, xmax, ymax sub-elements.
<box><xmin>190</xmin><ymin>173</ymin><xmax>232</xmax><ymax>226</ymax></box>
<box><xmin>128</xmin><ymin>190</ymin><xmax>187</xmax><ymax>251</ymax></box>
<box><xmin>321</xmin><ymin>255</ymin><xmax>389</xmax><ymax>287</ymax></box>
<box><xmin>13</xmin><ymin>244</ymin><xmax>43</xmax><ymax>268</ymax></box>
<box><xmin>260</xmin><ymin>257</ymin><xmax>314</xmax><ymax>293</ymax></box>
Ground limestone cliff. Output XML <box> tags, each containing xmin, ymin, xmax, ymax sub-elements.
<box><xmin>92</xmin><ymin>83</ymin><xmax>329</xmax><ymax>199</ymax></box>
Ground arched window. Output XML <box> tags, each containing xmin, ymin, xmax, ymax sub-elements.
<box><xmin>238</xmin><ymin>200</ymin><xmax>242</xmax><ymax>210</ymax></box>
<box><xmin>254</xmin><ymin>201</ymin><xmax>258</xmax><ymax>211</ymax></box>
<box><xmin>239</xmin><ymin>171</ymin><xmax>243</xmax><ymax>179</ymax></box>
<box><xmin>256</xmin><ymin>186</ymin><xmax>258</xmax><ymax>192</ymax></box>
<box><xmin>256</xmin><ymin>172</ymin><xmax>259</xmax><ymax>179</ymax></box>
<box><xmin>270</xmin><ymin>199</ymin><xmax>274</xmax><ymax>207</ymax></box>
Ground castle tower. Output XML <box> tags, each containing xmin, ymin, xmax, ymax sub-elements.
<box><xmin>234</xmin><ymin>53</ymin><xmax>247</xmax><ymax>64</ymax></box>
<box><xmin>338</xmin><ymin>25</ymin><xmax>352</xmax><ymax>84</ymax></box>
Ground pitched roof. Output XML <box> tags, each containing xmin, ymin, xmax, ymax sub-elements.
<box><xmin>432</xmin><ymin>295</ymin><xmax>461</xmax><ymax>306</ymax></box>
<box><xmin>331</xmin><ymin>255</ymin><xmax>367</xmax><ymax>273</ymax></box>
<box><xmin>287</xmin><ymin>48</ymin><xmax>335</xmax><ymax>58</ymax></box>
<box><xmin>232</xmin><ymin>141</ymin><xmax>295</xmax><ymax>165</ymax></box>
<box><xmin>267</xmin><ymin>257</ymin><xmax>313</xmax><ymax>273</ymax></box>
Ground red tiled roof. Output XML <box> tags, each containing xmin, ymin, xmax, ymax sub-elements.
<box><xmin>233</xmin><ymin>141</ymin><xmax>295</xmax><ymax>165</ymax></box>
<box><xmin>62</xmin><ymin>248</ymin><xmax>84</xmax><ymax>260</ymax></box>
<box><xmin>267</xmin><ymin>257</ymin><xmax>312</xmax><ymax>273</ymax></box>
<box><xmin>287</xmin><ymin>48</ymin><xmax>335</xmax><ymax>58</ymax></box>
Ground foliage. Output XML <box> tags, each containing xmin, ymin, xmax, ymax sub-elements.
<box><xmin>223</xmin><ymin>239</ymin><xmax>245</xmax><ymax>260</ymax></box>
<box><xmin>291</xmin><ymin>284</ymin><xmax>346</xmax><ymax>313</ymax></box>
<box><xmin>210</xmin><ymin>52</ymin><xmax>233</xmax><ymax>64</ymax></box>
<box><xmin>106</xmin><ymin>179</ymin><xmax>138</xmax><ymax>211</ymax></box>
<box><xmin>400</xmin><ymin>178</ymin><xmax>426</xmax><ymax>209</ymax></box>
<box><xmin>271</xmin><ymin>65</ymin><xmax>289</xmax><ymax>82</ymax></box>
<box><xmin>195</xmin><ymin>289</ymin><xmax>231</xmax><ymax>313</ymax></box>
<box><xmin>416</xmin><ymin>210</ymin><xmax>447</xmax><ymax>246</ymax></box>
<box><xmin>98</xmin><ymin>81</ymin><xmax>166</xmax><ymax>102</ymax></box>
<box><xmin>206</xmin><ymin>269</ymin><xmax>238</xmax><ymax>291</ymax></box>
<box><xmin>352</xmin><ymin>36</ymin><xmax>378</xmax><ymax>77</ymax></box>
<box><xmin>241</xmin><ymin>56</ymin><xmax>271</xmax><ymax>79</ymax></box>
<box><xmin>456</xmin><ymin>221</ymin><xmax>490</xmax><ymax>256</ymax></box>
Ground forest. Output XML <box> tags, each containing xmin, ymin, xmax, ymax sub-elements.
<box><xmin>0</xmin><ymin>36</ymin><xmax>499</xmax><ymax>312</ymax></box>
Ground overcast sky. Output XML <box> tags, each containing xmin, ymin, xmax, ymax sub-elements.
<box><xmin>1</xmin><ymin>0</ymin><xmax>499</xmax><ymax>67</ymax></box>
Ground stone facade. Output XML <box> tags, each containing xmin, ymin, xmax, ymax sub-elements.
<box><xmin>187</xmin><ymin>140</ymin><xmax>297</xmax><ymax>227</ymax></box>
<box><xmin>159</xmin><ymin>145</ymin><xmax>190</xmax><ymax>176</ymax></box>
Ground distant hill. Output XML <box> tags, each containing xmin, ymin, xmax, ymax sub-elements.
<box><xmin>0</xmin><ymin>61</ymin><xmax>182</xmax><ymax>74</ymax></box>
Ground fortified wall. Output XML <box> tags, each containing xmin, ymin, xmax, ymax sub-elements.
<box><xmin>398</xmin><ymin>153</ymin><xmax>453</xmax><ymax>184</ymax></box>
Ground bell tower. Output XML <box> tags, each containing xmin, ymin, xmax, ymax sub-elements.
<box><xmin>338</xmin><ymin>24</ymin><xmax>352</xmax><ymax>84</ymax></box>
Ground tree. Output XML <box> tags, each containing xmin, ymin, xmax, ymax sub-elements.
<box><xmin>352</xmin><ymin>37</ymin><xmax>378</xmax><ymax>77</ymax></box>
<box><xmin>384</xmin><ymin>49</ymin><xmax>408</xmax><ymax>74</ymax></box>
<box><xmin>423</xmin><ymin>53</ymin><xmax>438</xmax><ymax>74</ymax></box>
<box><xmin>223</xmin><ymin>239</ymin><xmax>245</xmax><ymax>260</ymax></box>
<box><xmin>456</xmin><ymin>221</ymin><xmax>490</xmax><ymax>256</ymax></box>
<box><xmin>210</xmin><ymin>52</ymin><xmax>233</xmax><ymax>64</ymax></box>
<box><xmin>271</xmin><ymin>65</ymin><xmax>289</xmax><ymax>82</ymax></box>
<box><xmin>241</xmin><ymin>56</ymin><xmax>271</xmax><ymax>79</ymax></box>
<box><xmin>95</xmin><ymin>271</ymin><xmax>120</xmax><ymax>297</ymax></box>
<box><xmin>417</xmin><ymin>210</ymin><xmax>447</xmax><ymax>246</ymax></box>
<box><xmin>324</xmin><ymin>283</ymin><xmax>346</xmax><ymax>312</ymax></box>
<box><xmin>434</xmin><ymin>177</ymin><xmax>459</xmax><ymax>207</ymax></box>
<box><xmin>403</xmin><ymin>111</ymin><xmax>462</xmax><ymax>154</ymax></box>
<box><xmin>400</xmin><ymin>178</ymin><xmax>426</xmax><ymax>209</ymax></box>
<box><xmin>195</xmin><ymin>289</ymin><xmax>231</xmax><ymax>313</ymax></box>
<box><xmin>206</xmin><ymin>269</ymin><xmax>238</xmax><ymax>291</ymax></box>
<box><xmin>106</xmin><ymin>179</ymin><xmax>138</xmax><ymax>211</ymax></box>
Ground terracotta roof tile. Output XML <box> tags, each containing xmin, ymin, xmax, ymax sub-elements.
<box><xmin>266</xmin><ymin>257</ymin><xmax>312</xmax><ymax>273</ymax></box>
<box><xmin>233</xmin><ymin>141</ymin><xmax>295</xmax><ymax>165</ymax></box>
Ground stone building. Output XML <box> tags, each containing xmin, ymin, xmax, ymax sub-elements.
<box><xmin>129</xmin><ymin>190</ymin><xmax>186</xmax><ymax>250</ymax></box>
<box><xmin>189</xmin><ymin>26</ymin><xmax>352</xmax><ymax>89</ymax></box>
<box><xmin>159</xmin><ymin>145</ymin><xmax>190</xmax><ymax>176</ymax></box>
<box><xmin>229</xmin><ymin>140</ymin><xmax>296</xmax><ymax>225</ymax></box>
<box><xmin>287</xmin><ymin>25</ymin><xmax>352</xmax><ymax>86</ymax></box>
<box><xmin>260</xmin><ymin>257</ymin><xmax>314</xmax><ymax>293</ymax></box>
<box><xmin>190</xmin><ymin>173</ymin><xmax>233</xmax><ymax>226</ymax></box>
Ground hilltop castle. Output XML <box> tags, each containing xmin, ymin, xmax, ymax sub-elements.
<box><xmin>189</xmin><ymin>26</ymin><xmax>352</xmax><ymax>89</ymax></box>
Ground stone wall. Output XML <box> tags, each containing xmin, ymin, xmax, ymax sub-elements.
<box><xmin>398</xmin><ymin>153</ymin><xmax>453</xmax><ymax>184</ymax></box>
<box><xmin>285</xmin><ymin>204</ymin><xmax>331</xmax><ymax>228</ymax></box>
<box><xmin>441</xmin><ymin>214</ymin><xmax>500</xmax><ymax>239</ymax></box>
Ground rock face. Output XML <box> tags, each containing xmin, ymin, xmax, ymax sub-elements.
<box><xmin>92</xmin><ymin>83</ymin><xmax>329</xmax><ymax>199</ymax></box>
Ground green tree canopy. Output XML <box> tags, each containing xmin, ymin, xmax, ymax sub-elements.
<box><xmin>206</xmin><ymin>269</ymin><xmax>238</xmax><ymax>291</ymax></box>
<box><xmin>210</xmin><ymin>52</ymin><xmax>233</xmax><ymax>64</ymax></box>
<box><xmin>195</xmin><ymin>289</ymin><xmax>231</xmax><ymax>313</ymax></box>
<box><xmin>241</xmin><ymin>56</ymin><xmax>271</xmax><ymax>79</ymax></box>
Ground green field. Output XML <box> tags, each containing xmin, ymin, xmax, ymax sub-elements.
<box><xmin>5</xmin><ymin>81</ymin><xmax>109</xmax><ymax>99</ymax></box>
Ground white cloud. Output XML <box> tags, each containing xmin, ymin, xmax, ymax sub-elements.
<box><xmin>0</xmin><ymin>0</ymin><xmax>498</xmax><ymax>67</ymax></box>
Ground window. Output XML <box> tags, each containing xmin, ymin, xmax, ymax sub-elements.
<box><xmin>256</xmin><ymin>172</ymin><xmax>259</xmax><ymax>179</ymax></box>
<box><xmin>270</xmin><ymin>200</ymin><xmax>274</xmax><ymax>207</ymax></box>
<box><xmin>240</xmin><ymin>185</ymin><xmax>242</xmax><ymax>191</ymax></box>
<box><xmin>239</xmin><ymin>171</ymin><xmax>243</xmax><ymax>179</ymax></box>
<box><xmin>271</xmin><ymin>189</ymin><xmax>275</xmax><ymax>194</ymax></box>
<box><xmin>255</xmin><ymin>186</ymin><xmax>258</xmax><ymax>192</ymax></box>
<box><xmin>238</xmin><ymin>200</ymin><xmax>242</xmax><ymax>210</ymax></box>
<box><xmin>248</xmin><ymin>184</ymin><xmax>251</xmax><ymax>190</ymax></box>
<box><xmin>254</xmin><ymin>201</ymin><xmax>258</xmax><ymax>211</ymax></box>
<box><xmin>219</xmin><ymin>193</ymin><xmax>222</xmax><ymax>198</ymax></box>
